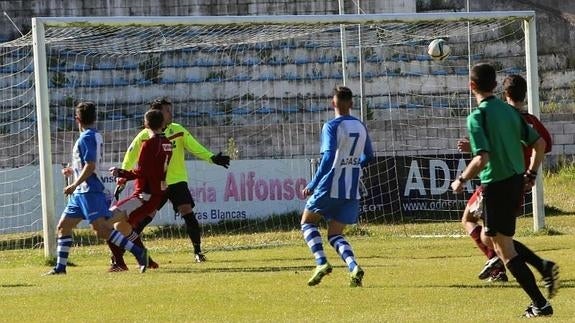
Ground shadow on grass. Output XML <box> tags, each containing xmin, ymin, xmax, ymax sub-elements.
<box><xmin>163</xmin><ymin>264</ymin><xmax>313</xmax><ymax>274</ymax></box>
<box><xmin>449</xmin><ymin>278</ymin><xmax>575</xmax><ymax>290</ymax></box>
<box><xmin>544</xmin><ymin>205</ymin><xmax>572</xmax><ymax>216</ymax></box>
<box><xmin>0</xmin><ymin>283</ymin><xmax>35</xmax><ymax>288</ymax></box>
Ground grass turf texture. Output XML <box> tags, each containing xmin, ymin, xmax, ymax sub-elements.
<box><xmin>0</xmin><ymin>215</ymin><xmax>573</xmax><ymax>322</ymax></box>
<box><xmin>0</xmin><ymin>167</ymin><xmax>573</xmax><ymax>322</ymax></box>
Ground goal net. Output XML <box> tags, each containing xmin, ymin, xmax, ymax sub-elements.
<box><xmin>0</xmin><ymin>12</ymin><xmax>541</xmax><ymax>254</ymax></box>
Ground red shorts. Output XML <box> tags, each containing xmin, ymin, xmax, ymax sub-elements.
<box><xmin>466</xmin><ymin>186</ymin><xmax>483</xmax><ymax>219</ymax></box>
<box><xmin>110</xmin><ymin>193</ymin><xmax>164</xmax><ymax>227</ymax></box>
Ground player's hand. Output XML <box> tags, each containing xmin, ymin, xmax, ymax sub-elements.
<box><xmin>61</xmin><ymin>163</ymin><xmax>73</xmax><ymax>177</ymax></box>
<box><xmin>211</xmin><ymin>152</ymin><xmax>230</xmax><ymax>169</ymax></box>
<box><xmin>116</xmin><ymin>176</ymin><xmax>127</xmax><ymax>186</ymax></box>
<box><xmin>451</xmin><ymin>179</ymin><xmax>464</xmax><ymax>193</ymax></box>
<box><xmin>523</xmin><ymin>170</ymin><xmax>537</xmax><ymax>192</ymax></box>
<box><xmin>114</xmin><ymin>183</ymin><xmax>125</xmax><ymax>201</ymax></box>
<box><xmin>63</xmin><ymin>183</ymin><xmax>76</xmax><ymax>195</ymax></box>
<box><xmin>457</xmin><ymin>138</ymin><xmax>471</xmax><ymax>153</ymax></box>
<box><xmin>302</xmin><ymin>187</ymin><xmax>313</xmax><ymax>197</ymax></box>
<box><xmin>109</xmin><ymin>166</ymin><xmax>119</xmax><ymax>177</ymax></box>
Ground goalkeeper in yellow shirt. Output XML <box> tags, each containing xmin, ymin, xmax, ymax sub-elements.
<box><xmin>111</xmin><ymin>97</ymin><xmax>230</xmax><ymax>269</ymax></box>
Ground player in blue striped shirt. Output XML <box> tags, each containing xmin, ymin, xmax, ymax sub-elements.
<box><xmin>301</xmin><ymin>86</ymin><xmax>374</xmax><ymax>287</ymax></box>
<box><xmin>44</xmin><ymin>102</ymin><xmax>149</xmax><ymax>275</ymax></box>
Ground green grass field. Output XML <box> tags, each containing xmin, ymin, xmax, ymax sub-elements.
<box><xmin>0</xmin><ymin>167</ymin><xmax>573</xmax><ymax>322</ymax></box>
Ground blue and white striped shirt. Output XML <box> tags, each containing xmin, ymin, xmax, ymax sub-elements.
<box><xmin>306</xmin><ymin>115</ymin><xmax>374</xmax><ymax>199</ymax></box>
<box><xmin>71</xmin><ymin>128</ymin><xmax>105</xmax><ymax>193</ymax></box>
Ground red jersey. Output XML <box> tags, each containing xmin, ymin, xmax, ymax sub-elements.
<box><xmin>521</xmin><ymin>112</ymin><xmax>552</xmax><ymax>167</ymax></box>
<box><xmin>118</xmin><ymin>133</ymin><xmax>172</xmax><ymax>196</ymax></box>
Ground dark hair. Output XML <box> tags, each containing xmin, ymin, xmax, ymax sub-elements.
<box><xmin>470</xmin><ymin>63</ymin><xmax>497</xmax><ymax>92</ymax></box>
<box><xmin>333</xmin><ymin>86</ymin><xmax>353</xmax><ymax>102</ymax></box>
<box><xmin>150</xmin><ymin>96</ymin><xmax>172</xmax><ymax>111</ymax></box>
<box><xmin>145</xmin><ymin>109</ymin><xmax>164</xmax><ymax>130</ymax></box>
<box><xmin>75</xmin><ymin>101</ymin><xmax>97</xmax><ymax>125</ymax></box>
<box><xmin>503</xmin><ymin>74</ymin><xmax>527</xmax><ymax>102</ymax></box>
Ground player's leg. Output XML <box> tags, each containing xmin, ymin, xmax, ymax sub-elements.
<box><xmin>87</xmin><ymin>193</ymin><xmax>148</xmax><ymax>273</ymax></box>
<box><xmin>134</xmin><ymin>213</ymin><xmax>155</xmax><ymax>234</ymax></box>
<box><xmin>44</xmin><ymin>216</ymin><xmax>82</xmax><ymax>275</ymax></box>
<box><xmin>124</xmin><ymin>198</ymin><xmax>161</xmax><ymax>269</ymax></box>
<box><xmin>461</xmin><ymin>188</ymin><xmax>508</xmax><ymax>281</ymax></box>
<box><xmin>463</xmin><ymin>187</ymin><xmax>495</xmax><ymax>258</ymax></box>
<box><xmin>326</xmin><ymin>199</ymin><xmax>363</xmax><ymax>287</ymax></box>
<box><xmin>44</xmin><ymin>194</ymin><xmax>83</xmax><ymax>275</ymax></box>
<box><xmin>94</xmin><ymin>217</ymin><xmax>148</xmax><ymax>273</ymax></box>
<box><xmin>301</xmin><ymin>207</ymin><xmax>331</xmax><ymax>286</ymax></box>
<box><xmin>107</xmin><ymin>195</ymin><xmax>142</xmax><ymax>271</ymax></box>
<box><xmin>106</xmin><ymin>211</ymin><xmax>130</xmax><ymax>271</ymax></box>
<box><xmin>513</xmin><ymin>239</ymin><xmax>559</xmax><ymax>298</ymax></box>
<box><xmin>108</xmin><ymin>195</ymin><xmax>160</xmax><ymax>271</ymax></box>
<box><xmin>484</xmin><ymin>175</ymin><xmax>552</xmax><ymax>317</ymax></box>
<box><xmin>169</xmin><ymin>182</ymin><xmax>205</xmax><ymax>262</ymax></box>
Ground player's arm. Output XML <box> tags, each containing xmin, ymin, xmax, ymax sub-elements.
<box><xmin>452</xmin><ymin>111</ymin><xmax>490</xmax><ymax>193</ymax></box>
<box><xmin>182</xmin><ymin>127</ymin><xmax>214</xmax><ymax>162</ymax></box>
<box><xmin>305</xmin><ymin>123</ymin><xmax>335</xmax><ymax>193</ymax></box>
<box><xmin>64</xmin><ymin>140</ymin><xmax>97</xmax><ymax>195</ymax></box>
<box><xmin>182</xmin><ymin>127</ymin><xmax>230</xmax><ymax>168</ymax></box>
<box><xmin>110</xmin><ymin>167</ymin><xmax>137</xmax><ymax>181</ymax></box>
<box><xmin>113</xmin><ymin>141</ymin><xmax>152</xmax><ymax>181</ymax></box>
<box><xmin>71</xmin><ymin>162</ymin><xmax>96</xmax><ymax>187</ymax></box>
<box><xmin>360</xmin><ymin>129</ymin><xmax>374</xmax><ymax>167</ymax></box>
<box><xmin>528</xmin><ymin>116</ymin><xmax>552</xmax><ymax>153</ymax></box>
<box><xmin>522</xmin><ymin>122</ymin><xmax>546</xmax><ymax>188</ymax></box>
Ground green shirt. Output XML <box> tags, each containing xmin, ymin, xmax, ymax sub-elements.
<box><xmin>122</xmin><ymin>122</ymin><xmax>214</xmax><ymax>185</ymax></box>
<box><xmin>467</xmin><ymin>97</ymin><xmax>540</xmax><ymax>183</ymax></box>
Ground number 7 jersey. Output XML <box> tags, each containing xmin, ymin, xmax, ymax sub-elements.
<box><xmin>308</xmin><ymin>115</ymin><xmax>374</xmax><ymax>200</ymax></box>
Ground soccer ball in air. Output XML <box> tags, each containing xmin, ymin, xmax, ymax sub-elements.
<box><xmin>427</xmin><ymin>39</ymin><xmax>451</xmax><ymax>61</ymax></box>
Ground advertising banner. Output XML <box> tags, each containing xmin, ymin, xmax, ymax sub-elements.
<box><xmin>360</xmin><ymin>155</ymin><xmax>532</xmax><ymax>219</ymax></box>
<box><xmin>361</xmin><ymin>155</ymin><xmax>477</xmax><ymax>219</ymax></box>
<box><xmin>91</xmin><ymin>159</ymin><xmax>310</xmax><ymax>225</ymax></box>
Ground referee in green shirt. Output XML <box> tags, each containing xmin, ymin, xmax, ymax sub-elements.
<box><xmin>451</xmin><ymin>63</ymin><xmax>558</xmax><ymax>317</ymax></box>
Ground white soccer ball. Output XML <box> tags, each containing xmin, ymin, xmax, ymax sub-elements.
<box><xmin>427</xmin><ymin>39</ymin><xmax>451</xmax><ymax>61</ymax></box>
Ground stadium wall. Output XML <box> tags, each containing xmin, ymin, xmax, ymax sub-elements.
<box><xmin>0</xmin><ymin>0</ymin><xmax>414</xmax><ymax>41</ymax></box>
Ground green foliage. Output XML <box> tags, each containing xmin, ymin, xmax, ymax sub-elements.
<box><xmin>220</xmin><ymin>102</ymin><xmax>233</xmax><ymax>115</ymax></box>
<box><xmin>416</xmin><ymin>0</ymin><xmax>459</xmax><ymax>11</ymax></box>
<box><xmin>64</xmin><ymin>95</ymin><xmax>75</xmax><ymax>107</ymax></box>
<box><xmin>138</xmin><ymin>55</ymin><xmax>162</xmax><ymax>83</ymax></box>
<box><xmin>240</xmin><ymin>92</ymin><xmax>255</xmax><ymax>100</ymax></box>
<box><xmin>50</xmin><ymin>71</ymin><xmax>68</xmax><ymax>88</ymax></box>
<box><xmin>257</xmin><ymin>48</ymin><xmax>272</xmax><ymax>61</ymax></box>
<box><xmin>541</xmin><ymin>102</ymin><xmax>575</xmax><ymax>113</ymax></box>
<box><xmin>226</xmin><ymin>137</ymin><xmax>239</xmax><ymax>160</ymax></box>
<box><xmin>206</xmin><ymin>70</ymin><xmax>226</xmax><ymax>81</ymax></box>
<box><xmin>544</xmin><ymin>163</ymin><xmax>575</xmax><ymax>213</ymax></box>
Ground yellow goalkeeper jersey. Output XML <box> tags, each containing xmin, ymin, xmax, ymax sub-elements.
<box><xmin>121</xmin><ymin>122</ymin><xmax>214</xmax><ymax>185</ymax></box>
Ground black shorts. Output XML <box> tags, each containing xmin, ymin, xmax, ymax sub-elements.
<box><xmin>157</xmin><ymin>181</ymin><xmax>195</xmax><ymax>212</ymax></box>
<box><xmin>483</xmin><ymin>174</ymin><xmax>523</xmax><ymax>237</ymax></box>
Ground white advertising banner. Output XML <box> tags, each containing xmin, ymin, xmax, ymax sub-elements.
<box><xmin>57</xmin><ymin>158</ymin><xmax>312</xmax><ymax>226</ymax></box>
<box><xmin>1</xmin><ymin>160</ymin><xmax>310</xmax><ymax>234</ymax></box>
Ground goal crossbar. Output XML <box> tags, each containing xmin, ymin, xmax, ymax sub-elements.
<box><xmin>34</xmin><ymin>11</ymin><xmax>535</xmax><ymax>27</ymax></box>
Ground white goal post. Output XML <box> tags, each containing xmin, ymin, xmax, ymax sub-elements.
<box><xmin>25</xmin><ymin>11</ymin><xmax>542</xmax><ymax>258</ymax></box>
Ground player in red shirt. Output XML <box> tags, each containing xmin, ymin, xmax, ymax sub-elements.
<box><xmin>106</xmin><ymin>109</ymin><xmax>173</xmax><ymax>271</ymax></box>
<box><xmin>458</xmin><ymin>74</ymin><xmax>553</xmax><ymax>282</ymax></box>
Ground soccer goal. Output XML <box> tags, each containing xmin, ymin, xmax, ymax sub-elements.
<box><xmin>0</xmin><ymin>11</ymin><xmax>542</xmax><ymax>257</ymax></box>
